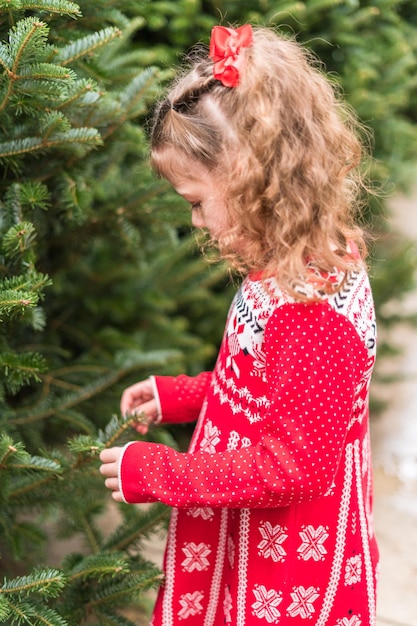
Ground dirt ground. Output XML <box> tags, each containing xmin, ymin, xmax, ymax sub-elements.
<box><xmin>371</xmin><ymin>187</ymin><xmax>417</xmax><ymax>626</ymax></box>
<box><xmin>372</xmin><ymin>306</ymin><xmax>417</xmax><ymax>625</ymax></box>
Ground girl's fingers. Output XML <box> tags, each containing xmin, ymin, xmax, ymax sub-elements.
<box><xmin>99</xmin><ymin>447</ymin><xmax>124</xmax><ymax>502</ymax></box>
<box><xmin>104</xmin><ymin>477</ymin><xmax>119</xmax><ymax>491</ymax></box>
<box><xmin>99</xmin><ymin>461</ymin><xmax>118</xmax><ymax>477</ymax></box>
<box><xmin>120</xmin><ymin>380</ymin><xmax>154</xmax><ymax>416</ymax></box>
<box><xmin>99</xmin><ymin>447</ymin><xmax>122</xmax><ymax>479</ymax></box>
<box><xmin>124</xmin><ymin>399</ymin><xmax>157</xmax><ymax>423</ymax></box>
<box><xmin>99</xmin><ymin>447</ymin><xmax>122</xmax><ymax>464</ymax></box>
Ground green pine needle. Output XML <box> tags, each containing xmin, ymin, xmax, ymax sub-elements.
<box><xmin>0</xmin><ymin>568</ymin><xmax>66</xmax><ymax>599</ymax></box>
<box><xmin>0</xmin><ymin>352</ymin><xmax>47</xmax><ymax>393</ymax></box>
<box><xmin>2</xmin><ymin>598</ymin><xmax>68</xmax><ymax>626</ymax></box>
<box><xmin>0</xmin><ymin>434</ymin><xmax>29</xmax><ymax>466</ymax></box>
<box><xmin>19</xmin><ymin>0</ymin><xmax>82</xmax><ymax>18</ymax></box>
<box><xmin>67</xmin><ymin>553</ymin><xmax>129</xmax><ymax>583</ymax></box>
<box><xmin>54</xmin><ymin>27</ymin><xmax>121</xmax><ymax>66</ymax></box>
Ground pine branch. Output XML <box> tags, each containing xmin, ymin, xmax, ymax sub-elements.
<box><xmin>117</xmin><ymin>66</ymin><xmax>158</xmax><ymax>122</ymax></box>
<box><xmin>1</xmin><ymin>597</ymin><xmax>68</xmax><ymax>626</ymax></box>
<box><xmin>103</xmin><ymin>503</ymin><xmax>169</xmax><ymax>553</ymax></box>
<box><xmin>2</xmin><ymin>221</ymin><xmax>36</xmax><ymax>260</ymax></box>
<box><xmin>67</xmin><ymin>413</ymin><xmax>142</xmax><ymax>455</ymax></box>
<box><xmin>1</xmin><ymin>438</ymin><xmax>64</xmax><ymax>500</ymax></box>
<box><xmin>53</xmin><ymin>409</ymin><xmax>97</xmax><ymax>435</ymax></box>
<box><xmin>39</xmin><ymin>110</ymin><xmax>71</xmax><ymax>138</ymax></box>
<box><xmin>0</xmin><ymin>42</ymin><xmax>13</xmax><ymax>72</ymax></box>
<box><xmin>0</xmin><ymin>598</ymin><xmax>35</xmax><ymax>626</ymax></box>
<box><xmin>0</xmin><ymin>569</ymin><xmax>66</xmax><ymax>599</ymax></box>
<box><xmin>0</xmin><ymin>434</ymin><xmax>28</xmax><ymax>466</ymax></box>
<box><xmin>56</xmin><ymin>77</ymin><xmax>100</xmax><ymax>111</ymax></box>
<box><xmin>0</xmin><ymin>136</ymin><xmax>45</xmax><ymax>157</ymax></box>
<box><xmin>6</xmin><ymin>413</ymin><xmax>141</xmax><ymax>502</ymax></box>
<box><xmin>47</xmin><ymin>127</ymin><xmax>102</xmax><ymax>147</ymax></box>
<box><xmin>53</xmin><ymin>27</ymin><xmax>121</xmax><ymax>66</ymax></box>
<box><xmin>19</xmin><ymin>0</ymin><xmax>82</xmax><ymax>18</ymax></box>
<box><xmin>97</xmin><ymin>413</ymin><xmax>143</xmax><ymax>450</ymax></box>
<box><xmin>0</xmin><ymin>352</ymin><xmax>47</xmax><ymax>393</ymax></box>
<box><xmin>67</xmin><ymin>553</ymin><xmax>129</xmax><ymax>583</ymax></box>
<box><xmin>7</xmin><ymin>18</ymin><xmax>50</xmax><ymax>77</ymax></box>
<box><xmin>18</xmin><ymin>63</ymin><xmax>75</xmax><ymax>81</ymax></box>
<box><xmin>11</xmin><ymin>350</ymin><xmax>182</xmax><ymax>425</ymax></box>
<box><xmin>0</xmin><ymin>596</ymin><xmax>11</xmax><ymax>621</ymax></box>
<box><xmin>11</xmin><ymin>372</ymin><xmax>125</xmax><ymax>425</ymax></box>
<box><xmin>85</xmin><ymin>570</ymin><xmax>164</xmax><ymax>611</ymax></box>
<box><xmin>4</xmin><ymin>181</ymin><xmax>51</xmax><ymax>213</ymax></box>
<box><xmin>5</xmin><ymin>454</ymin><xmax>61</xmax><ymax>473</ymax></box>
<box><xmin>0</xmin><ymin>127</ymin><xmax>102</xmax><ymax>159</ymax></box>
<box><xmin>0</xmin><ymin>273</ymin><xmax>52</xmax><ymax>297</ymax></box>
<box><xmin>0</xmin><ymin>291</ymin><xmax>38</xmax><ymax>315</ymax></box>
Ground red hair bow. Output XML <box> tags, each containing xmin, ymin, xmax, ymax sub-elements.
<box><xmin>209</xmin><ymin>24</ymin><xmax>253</xmax><ymax>88</ymax></box>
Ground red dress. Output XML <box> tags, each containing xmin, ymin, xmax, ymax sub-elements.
<box><xmin>119</xmin><ymin>270</ymin><xmax>379</xmax><ymax>626</ymax></box>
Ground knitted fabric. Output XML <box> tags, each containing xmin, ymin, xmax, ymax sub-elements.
<box><xmin>119</xmin><ymin>270</ymin><xmax>378</xmax><ymax>626</ymax></box>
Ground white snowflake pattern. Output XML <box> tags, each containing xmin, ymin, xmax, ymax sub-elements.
<box><xmin>344</xmin><ymin>555</ymin><xmax>362</xmax><ymax>585</ymax></box>
<box><xmin>287</xmin><ymin>586</ymin><xmax>320</xmax><ymax>619</ymax></box>
<box><xmin>223</xmin><ymin>585</ymin><xmax>233</xmax><ymax>623</ymax></box>
<box><xmin>297</xmin><ymin>525</ymin><xmax>329</xmax><ymax>561</ymax></box>
<box><xmin>181</xmin><ymin>542</ymin><xmax>211</xmax><ymax>572</ymax></box>
<box><xmin>227</xmin><ymin>431</ymin><xmax>253</xmax><ymax>451</ymax></box>
<box><xmin>178</xmin><ymin>591</ymin><xmax>204</xmax><ymax>620</ymax></box>
<box><xmin>336</xmin><ymin>615</ymin><xmax>362</xmax><ymax>626</ymax></box>
<box><xmin>200</xmin><ymin>419</ymin><xmax>221</xmax><ymax>453</ymax></box>
<box><xmin>186</xmin><ymin>507</ymin><xmax>214</xmax><ymax>520</ymax></box>
<box><xmin>227</xmin><ymin>431</ymin><xmax>240</xmax><ymax>451</ymax></box>
<box><xmin>251</xmin><ymin>584</ymin><xmax>282</xmax><ymax>624</ymax></box>
<box><xmin>257</xmin><ymin>521</ymin><xmax>288</xmax><ymax>562</ymax></box>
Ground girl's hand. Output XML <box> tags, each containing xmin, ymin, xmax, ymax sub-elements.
<box><xmin>99</xmin><ymin>447</ymin><xmax>124</xmax><ymax>502</ymax></box>
<box><xmin>120</xmin><ymin>378</ymin><xmax>158</xmax><ymax>434</ymax></box>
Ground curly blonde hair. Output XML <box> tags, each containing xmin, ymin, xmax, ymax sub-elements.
<box><xmin>150</xmin><ymin>26</ymin><xmax>369</xmax><ymax>300</ymax></box>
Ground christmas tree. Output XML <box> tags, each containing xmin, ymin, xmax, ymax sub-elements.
<box><xmin>1</xmin><ymin>1</ymin><xmax>416</xmax><ymax>624</ymax></box>
<box><xmin>0</xmin><ymin>2</ymin><xmax>229</xmax><ymax>623</ymax></box>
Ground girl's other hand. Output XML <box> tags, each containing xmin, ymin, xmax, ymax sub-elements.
<box><xmin>99</xmin><ymin>447</ymin><xmax>124</xmax><ymax>502</ymax></box>
<box><xmin>120</xmin><ymin>378</ymin><xmax>158</xmax><ymax>434</ymax></box>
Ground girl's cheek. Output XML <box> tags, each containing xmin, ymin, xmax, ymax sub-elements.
<box><xmin>191</xmin><ymin>211</ymin><xmax>206</xmax><ymax>229</ymax></box>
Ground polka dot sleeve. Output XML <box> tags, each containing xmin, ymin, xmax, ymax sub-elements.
<box><xmin>152</xmin><ymin>372</ymin><xmax>212</xmax><ymax>424</ymax></box>
<box><xmin>119</xmin><ymin>303</ymin><xmax>369</xmax><ymax>508</ymax></box>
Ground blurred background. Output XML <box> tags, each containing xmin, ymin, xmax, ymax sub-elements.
<box><xmin>372</xmin><ymin>187</ymin><xmax>417</xmax><ymax>626</ymax></box>
<box><xmin>0</xmin><ymin>1</ymin><xmax>416</xmax><ymax>624</ymax></box>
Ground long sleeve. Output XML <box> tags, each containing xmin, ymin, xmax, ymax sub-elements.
<box><xmin>119</xmin><ymin>303</ymin><xmax>368</xmax><ymax>508</ymax></box>
<box><xmin>152</xmin><ymin>371</ymin><xmax>212</xmax><ymax>424</ymax></box>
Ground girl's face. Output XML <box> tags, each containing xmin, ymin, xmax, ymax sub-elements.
<box><xmin>162</xmin><ymin>151</ymin><xmax>230</xmax><ymax>241</ymax></box>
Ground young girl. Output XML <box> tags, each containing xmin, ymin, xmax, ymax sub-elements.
<box><xmin>100</xmin><ymin>24</ymin><xmax>379</xmax><ymax>626</ymax></box>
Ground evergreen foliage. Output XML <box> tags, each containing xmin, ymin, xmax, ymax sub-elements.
<box><xmin>0</xmin><ymin>0</ymin><xmax>416</xmax><ymax>623</ymax></box>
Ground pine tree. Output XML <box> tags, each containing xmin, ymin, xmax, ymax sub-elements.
<box><xmin>0</xmin><ymin>2</ymin><xmax>230</xmax><ymax>624</ymax></box>
<box><xmin>1</xmin><ymin>1</ymin><xmax>417</xmax><ymax>624</ymax></box>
